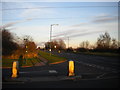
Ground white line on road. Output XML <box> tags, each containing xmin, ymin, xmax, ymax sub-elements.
<box><xmin>19</xmin><ymin>70</ymin><xmax>58</xmax><ymax>74</ymax></box>
<box><xmin>75</xmin><ymin>60</ymin><xmax>118</xmax><ymax>72</ymax></box>
<box><xmin>49</xmin><ymin>70</ymin><xmax>58</xmax><ymax>73</ymax></box>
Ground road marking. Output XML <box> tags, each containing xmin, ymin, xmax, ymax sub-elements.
<box><xmin>80</xmin><ymin>76</ymin><xmax>119</xmax><ymax>81</ymax></box>
<box><xmin>19</xmin><ymin>70</ymin><xmax>47</xmax><ymax>74</ymax></box>
<box><xmin>96</xmin><ymin>73</ymin><xmax>106</xmax><ymax>78</ymax></box>
<box><xmin>49</xmin><ymin>70</ymin><xmax>58</xmax><ymax>73</ymax></box>
<box><xmin>19</xmin><ymin>70</ymin><xmax>58</xmax><ymax>74</ymax></box>
<box><xmin>75</xmin><ymin>60</ymin><xmax>118</xmax><ymax>72</ymax></box>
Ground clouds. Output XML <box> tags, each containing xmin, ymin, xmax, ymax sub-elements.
<box><xmin>92</xmin><ymin>15</ymin><xmax>117</xmax><ymax>23</ymax></box>
<box><xmin>52</xmin><ymin>28</ymin><xmax>105</xmax><ymax>40</ymax></box>
<box><xmin>69</xmin><ymin>30</ymin><xmax>105</xmax><ymax>38</ymax></box>
<box><xmin>52</xmin><ymin>14</ymin><xmax>117</xmax><ymax>40</ymax></box>
<box><xmin>0</xmin><ymin>19</ymin><xmax>32</xmax><ymax>29</ymax></box>
<box><xmin>18</xmin><ymin>3</ymin><xmax>56</xmax><ymax>19</ymax></box>
<box><xmin>2</xmin><ymin>2</ymin><xmax>56</xmax><ymax>21</ymax></box>
<box><xmin>70</xmin><ymin>14</ymin><xmax>117</xmax><ymax>28</ymax></box>
<box><xmin>70</xmin><ymin>23</ymin><xmax>88</xmax><ymax>27</ymax></box>
<box><xmin>52</xmin><ymin>28</ymin><xmax>88</xmax><ymax>38</ymax></box>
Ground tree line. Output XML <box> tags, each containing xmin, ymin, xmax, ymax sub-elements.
<box><xmin>77</xmin><ymin>32</ymin><xmax>120</xmax><ymax>53</ymax></box>
<box><xmin>44</xmin><ymin>32</ymin><xmax>120</xmax><ymax>53</ymax></box>
<box><xmin>2</xmin><ymin>29</ymin><xmax>37</xmax><ymax>59</ymax></box>
<box><xmin>2</xmin><ymin>28</ymin><xmax>119</xmax><ymax>56</ymax></box>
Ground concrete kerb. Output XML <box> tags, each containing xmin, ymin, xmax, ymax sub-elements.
<box><xmin>49</xmin><ymin>60</ymin><xmax>67</xmax><ymax>65</ymax></box>
<box><xmin>3</xmin><ymin>75</ymin><xmax>119</xmax><ymax>84</ymax></box>
<box><xmin>3</xmin><ymin>75</ymin><xmax>82</xmax><ymax>84</ymax></box>
<box><xmin>1</xmin><ymin>59</ymin><xmax>67</xmax><ymax>69</ymax></box>
<box><xmin>2</xmin><ymin>77</ymin><xmax>31</xmax><ymax>84</ymax></box>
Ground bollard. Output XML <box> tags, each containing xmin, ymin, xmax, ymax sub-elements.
<box><xmin>11</xmin><ymin>61</ymin><xmax>19</xmax><ymax>78</ymax></box>
<box><xmin>58</xmin><ymin>50</ymin><xmax>61</xmax><ymax>53</ymax></box>
<box><xmin>68</xmin><ymin>60</ymin><xmax>75</xmax><ymax>76</ymax></box>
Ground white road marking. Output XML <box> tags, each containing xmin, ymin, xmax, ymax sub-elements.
<box><xmin>49</xmin><ymin>70</ymin><xmax>58</xmax><ymax>73</ymax></box>
<box><xmin>75</xmin><ymin>60</ymin><xmax>118</xmax><ymax>72</ymax></box>
<box><xmin>19</xmin><ymin>70</ymin><xmax>58</xmax><ymax>74</ymax></box>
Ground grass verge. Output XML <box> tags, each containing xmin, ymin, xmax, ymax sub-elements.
<box><xmin>2</xmin><ymin>50</ymin><xmax>67</xmax><ymax>68</ymax></box>
<box><xmin>2</xmin><ymin>57</ymin><xmax>41</xmax><ymax>68</ymax></box>
<box><xmin>38</xmin><ymin>50</ymin><xmax>66</xmax><ymax>64</ymax></box>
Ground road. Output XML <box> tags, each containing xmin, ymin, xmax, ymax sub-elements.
<box><xmin>2</xmin><ymin>51</ymin><xmax>120</xmax><ymax>88</ymax></box>
<box><xmin>52</xmin><ymin>51</ymin><xmax>120</xmax><ymax>73</ymax></box>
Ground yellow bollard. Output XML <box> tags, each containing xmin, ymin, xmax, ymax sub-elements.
<box><xmin>68</xmin><ymin>60</ymin><xmax>75</xmax><ymax>76</ymax></box>
<box><xmin>58</xmin><ymin>50</ymin><xmax>61</xmax><ymax>53</ymax></box>
<box><xmin>11</xmin><ymin>61</ymin><xmax>18</xmax><ymax>78</ymax></box>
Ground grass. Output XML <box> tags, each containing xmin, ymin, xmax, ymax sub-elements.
<box><xmin>2</xmin><ymin>57</ymin><xmax>41</xmax><ymax>68</ymax></box>
<box><xmin>2</xmin><ymin>50</ymin><xmax>66</xmax><ymax>68</ymax></box>
<box><xmin>38</xmin><ymin>50</ymin><xmax>66</xmax><ymax>64</ymax></box>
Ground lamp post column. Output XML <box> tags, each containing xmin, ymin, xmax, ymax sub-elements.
<box><xmin>50</xmin><ymin>25</ymin><xmax>52</xmax><ymax>56</ymax></box>
<box><xmin>49</xmin><ymin>24</ymin><xmax>59</xmax><ymax>56</ymax></box>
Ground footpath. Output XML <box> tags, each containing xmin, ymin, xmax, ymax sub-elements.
<box><xmin>34</xmin><ymin>56</ymin><xmax>48</xmax><ymax>66</ymax></box>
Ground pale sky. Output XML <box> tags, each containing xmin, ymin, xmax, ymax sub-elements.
<box><xmin>1</xmin><ymin>1</ymin><xmax>119</xmax><ymax>48</ymax></box>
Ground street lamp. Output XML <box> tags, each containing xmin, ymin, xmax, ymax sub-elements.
<box><xmin>24</xmin><ymin>38</ymin><xmax>28</xmax><ymax>64</ymax></box>
<box><xmin>50</xmin><ymin>24</ymin><xmax>59</xmax><ymax>56</ymax></box>
<box><xmin>54</xmin><ymin>45</ymin><xmax>56</xmax><ymax>49</ymax></box>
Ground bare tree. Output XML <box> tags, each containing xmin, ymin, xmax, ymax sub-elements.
<box><xmin>58</xmin><ymin>39</ymin><xmax>66</xmax><ymax>50</ymax></box>
<box><xmin>96</xmin><ymin>32</ymin><xmax>111</xmax><ymax>49</ymax></box>
<box><xmin>23</xmin><ymin>35</ymin><xmax>37</xmax><ymax>53</ymax></box>
<box><xmin>80</xmin><ymin>41</ymin><xmax>85</xmax><ymax>48</ymax></box>
<box><xmin>45</xmin><ymin>39</ymin><xmax>66</xmax><ymax>50</ymax></box>
<box><xmin>80</xmin><ymin>41</ymin><xmax>89</xmax><ymax>49</ymax></box>
<box><xmin>111</xmin><ymin>38</ymin><xmax>118</xmax><ymax>49</ymax></box>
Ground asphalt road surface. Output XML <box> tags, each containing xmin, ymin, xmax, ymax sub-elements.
<box><xmin>52</xmin><ymin>51</ymin><xmax>120</xmax><ymax>73</ymax></box>
<box><xmin>2</xmin><ymin>51</ymin><xmax>120</xmax><ymax>88</ymax></box>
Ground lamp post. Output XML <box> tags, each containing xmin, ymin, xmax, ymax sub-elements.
<box><xmin>24</xmin><ymin>38</ymin><xmax>28</xmax><ymax>64</ymax></box>
<box><xmin>68</xmin><ymin>37</ymin><xmax>69</xmax><ymax>49</ymax></box>
<box><xmin>50</xmin><ymin>24</ymin><xmax>59</xmax><ymax>56</ymax></box>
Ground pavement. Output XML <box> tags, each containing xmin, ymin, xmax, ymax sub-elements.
<box><xmin>2</xmin><ymin>76</ymin><xmax>120</xmax><ymax>88</ymax></box>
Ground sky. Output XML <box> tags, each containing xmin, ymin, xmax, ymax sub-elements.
<box><xmin>1</xmin><ymin>1</ymin><xmax>119</xmax><ymax>48</ymax></box>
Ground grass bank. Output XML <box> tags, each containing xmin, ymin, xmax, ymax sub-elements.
<box><xmin>38</xmin><ymin>50</ymin><xmax>66</xmax><ymax>64</ymax></box>
<box><xmin>2</xmin><ymin>57</ymin><xmax>41</xmax><ymax>68</ymax></box>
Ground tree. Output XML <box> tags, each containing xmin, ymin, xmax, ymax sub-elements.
<box><xmin>58</xmin><ymin>39</ymin><xmax>66</xmax><ymax>50</ymax></box>
<box><xmin>26</xmin><ymin>41</ymin><xmax>37</xmax><ymax>52</ymax></box>
<box><xmin>80</xmin><ymin>41</ymin><xmax>89</xmax><ymax>49</ymax></box>
<box><xmin>23</xmin><ymin>35</ymin><xmax>37</xmax><ymax>53</ymax></box>
<box><xmin>96</xmin><ymin>32</ymin><xmax>111</xmax><ymax>49</ymax></box>
<box><xmin>45</xmin><ymin>39</ymin><xmax>66</xmax><ymax>50</ymax></box>
<box><xmin>111</xmin><ymin>38</ymin><xmax>118</xmax><ymax>49</ymax></box>
<box><xmin>2</xmin><ymin>29</ymin><xmax>19</xmax><ymax>55</ymax></box>
<box><xmin>80</xmin><ymin>41</ymin><xmax>85</xmax><ymax>48</ymax></box>
<box><xmin>67</xmin><ymin>47</ymin><xmax>73</xmax><ymax>52</ymax></box>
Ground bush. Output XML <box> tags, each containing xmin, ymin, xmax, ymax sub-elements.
<box><xmin>76</xmin><ymin>48</ymin><xmax>88</xmax><ymax>52</ymax></box>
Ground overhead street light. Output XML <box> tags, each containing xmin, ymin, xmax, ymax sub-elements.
<box><xmin>50</xmin><ymin>24</ymin><xmax>59</xmax><ymax>56</ymax></box>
